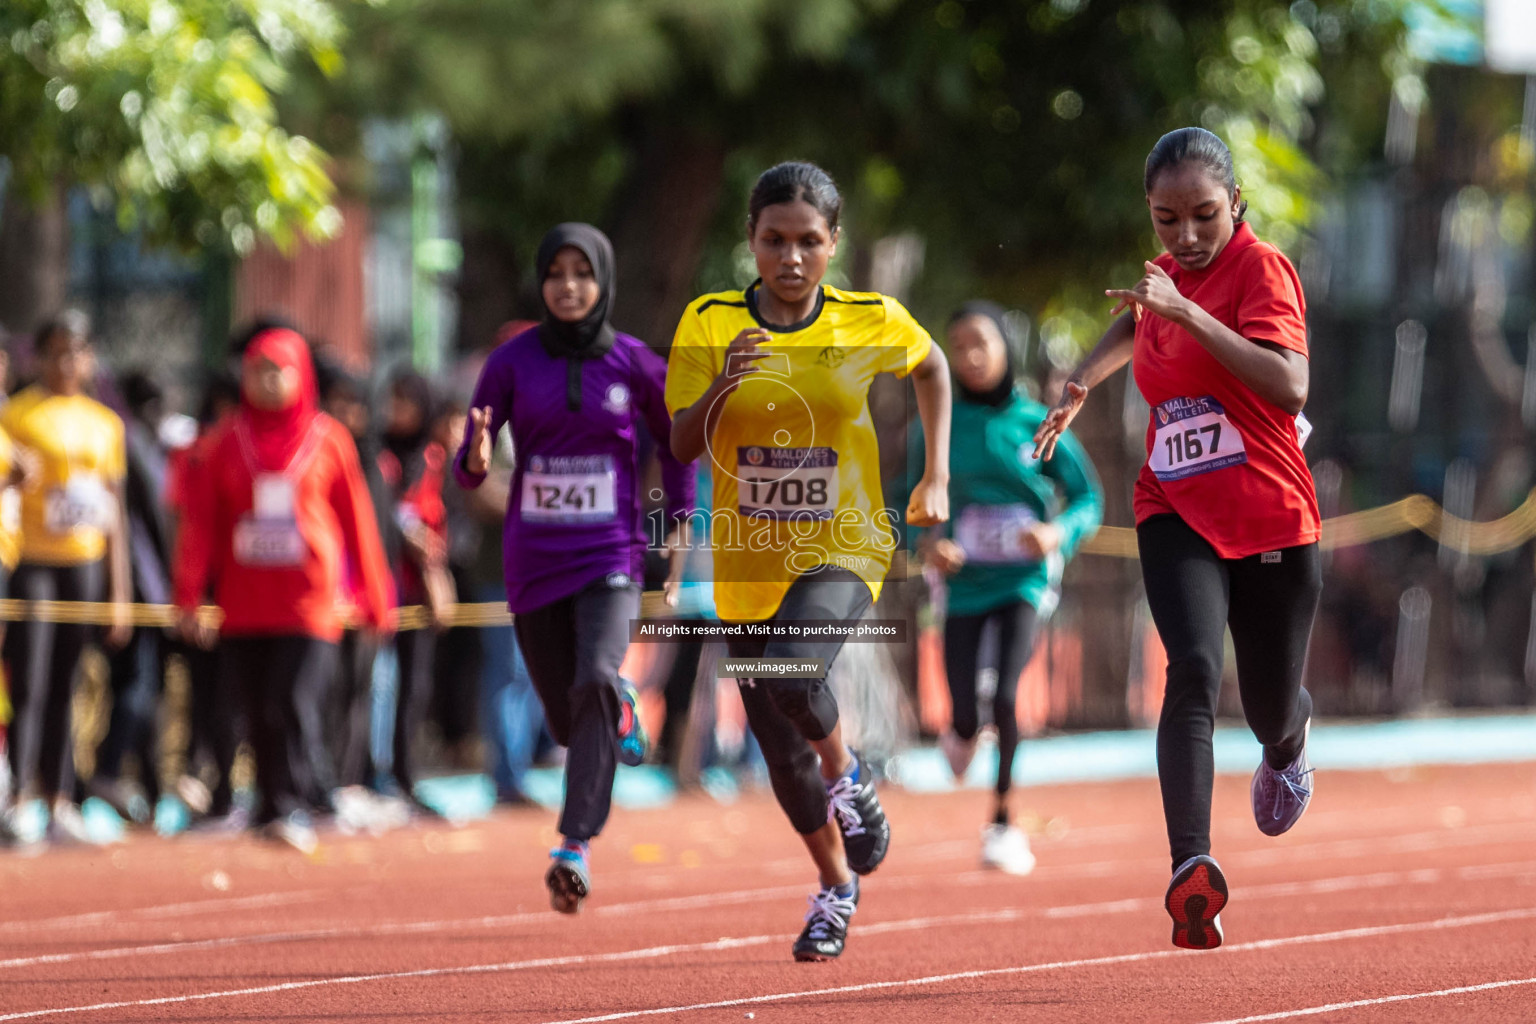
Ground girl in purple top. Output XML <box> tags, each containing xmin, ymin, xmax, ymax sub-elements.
<box><xmin>456</xmin><ymin>223</ymin><xmax>694</xmax><ymax>913</ymax></box>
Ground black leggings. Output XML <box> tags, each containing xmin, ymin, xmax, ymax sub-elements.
<box><xmin>391</xmin><ymin>628</ymin><xmax>436</xmax><ymax>793</ymax></box>
<box><xmin>726</xmin><ymin>565</ymin><xmax>873</xmax><ymax>835</ymax></box>
<box><xmin>4</xmin><ymin>561</ymin><xmax>104</xmax><ymax>801</ymax></box>
<box><xmin>178</xmin><ymin>637</ymin><xmax>240</xmax><ymax>816</ymax></box>
<box><xmin>97</xmin><ymin>627</ymin><xmax>165</xmax><ymax>802</ymax></box>
<box><xmin>944</xmin><ymin>600</ymin><xmax>1040</xmax><ymax>797</ymax></box>
<box><xmin>221</xmin><ymin>635</ymin><xmax>337</xmax><ymax>824</ymax></box>
<box><xmin>514</xmin><ymin>577</ymin><xmax>639</xmax><ymax>842</ymax></box>
<box><xmin>328</xmin><ymin>628</ymin><xmax>379</xmax><ymax>789</ymax></box>
<box><xmin>1138</xmin><ymin>514</ymin><xmax>1321</xmax><ymax>870</ymax></box>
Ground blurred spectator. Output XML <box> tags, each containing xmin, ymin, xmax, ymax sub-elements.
<box><xmin>165</xmin><ymin>373</ymin><xmax>243</xmax><ymax>826</ymax></box>
<box><xmin>174</xmin><ymin>328</ymin><xmax>393</xmax><ymax>852</ymax></box>
<box><xmin>316</xmin><ymin>359</ymin><xmax>394</xmax><ymax>792</ymax></box>
<box><xmin>0</xmin><ymin>319</ymin><xmax>23</xmax><ymax>843</ymax></box>
<box><xmin>1</xmin><ymin>310</ymin><xmax>132</xmax><ymax>844</ymax></box>
<box><xmin>378</xmin><ymin>370</ymin><xmax>454</xmax><ymax>813</ymax></box>
<box><xmin>87</xmin><ymin>370</ymin><xmax>186</xmax><ymax>824</ymax></box>
<box><xmin>430</xmin><ymin>396</ymin><xmax>480</xmax><ymax>767</ymax></box>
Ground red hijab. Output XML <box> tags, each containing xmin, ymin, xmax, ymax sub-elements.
<box><xmin>240</xmin><ymin>328</ymin><xmax>320</xmax><ymax>471</ymax></box>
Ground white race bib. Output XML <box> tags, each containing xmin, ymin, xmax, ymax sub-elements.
<box><xmin>955</xmin><ymin>504</ymin><xmax>1040</xmax><ymax>564</ymax></box>
<box><xmin>233</xmin><ymin>515</ymin><xmax>307</xmax><ymax>567</ymax></box>
<box><xmin>44</xmin><ymin>474</ymin><xmax>110</xmax><ymax>535</ymax></box>
<box><xmin>252</xmin><ymin>473</ymin><xmax>296</xmax><ymax>518</ymax></box>
<box><xmin>737</xmin><ymin>446</ymin><xmax>839</xmax><ymax>521</ymax></box>
<box><xmin>1</xmin><ymin>489</ymin><xmax>20</xmax><ymax>533</ymax></box>
<box><xmin>520</xmin><ymin>455</ymin><xmax>617</xmax><ymax>523</ymax></box>
<box><xmin>1147</xmin><ymin>397</ymin><xmax>1248</xmax><ymax>481</ymax></box>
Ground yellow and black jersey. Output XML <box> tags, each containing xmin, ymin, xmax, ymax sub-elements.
<box><xmin>0</xmin><ymin>386</ymin><xmax>125</xmax><ymax>566</ymax></box>
<box><xmin>665</xmin><ymin>282</ymin><xmax>932</xmax><ymax>622</ymax></box>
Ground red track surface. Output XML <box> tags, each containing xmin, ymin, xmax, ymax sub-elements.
<box><xmin>6</xmin><ymin>762</ymin><xmax>1536</xmax><ymax>1022</ymax></box>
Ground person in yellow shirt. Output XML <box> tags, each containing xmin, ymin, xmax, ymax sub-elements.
<box><xmin>0</xmin><ymin>311</ymin><xmax>131</xmax><ymax>844</ymax></box>
<box><xmin>0</xmin><ymin>422</ymin><xmax>27</xmax><ymax>837</ymax></box>
<box><xmin>667</xmin><ymin>162</ymin><xmax>951</xmax><ymax>961</ymax></box>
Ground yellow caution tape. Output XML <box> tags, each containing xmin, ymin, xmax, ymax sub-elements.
<box><xmin>1</xmin><ymin>488</ymin><xmax>1531</xmax><ymax>627</ymax></box>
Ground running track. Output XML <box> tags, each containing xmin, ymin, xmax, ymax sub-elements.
<box><xmin>5</xmin><ymin>762</ymin><xmax>1536</xmax><ymax>1022</ymax></box>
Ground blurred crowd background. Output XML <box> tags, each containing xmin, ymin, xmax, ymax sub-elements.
<box><xmin>0</xmin><ymin>0</ymin><xmax>1534</xmax><ymax>842</ymax></box>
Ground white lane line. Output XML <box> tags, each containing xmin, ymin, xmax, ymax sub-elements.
<box><xmin>0</xmin><ymin>906</ymin><xmax>1026</xmax><ymax>1022</ymax></box>
<box><xmin>1197</xmin><ymin>976</ymin><xmax>1536</xmax><ymax>1023</ymax></box>
<box><xmin>6</xmin><ymin>906</ymin><xmax>1536</xmax><ymax>1022</ymax></box>
<box><xmin>9</xmin><ymin>856</ymin><xmax>1536</xmax><ymax>973</ymax></box>
<box><xmin>531</xmin><ymin>907</ymin><xmax>1536</xmax><ymax>1024</ymax></box>
<box><xmin>14</xmin><ymin>891</ymin><xmax>325</xmax><ymax>931</ymax></box>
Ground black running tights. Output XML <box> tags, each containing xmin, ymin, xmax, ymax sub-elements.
<box><xmin>1138</xmin><ymin>514</ymin><xmax>1321</xmax><ymax>871</ymax></box>
<box><xmin>726</xmin><ymin>565</ymin><xmax>872</xmax><ymax>836</ymax></box>
<box><xmin>513</xmin><ymin>577</ymin><xmax>638</xmax><ymax>842</ymax></box>
<box><xmin>944</xmin><ymin>600</ymin><xmax>1040</xmax><ymax>797</ymax></box>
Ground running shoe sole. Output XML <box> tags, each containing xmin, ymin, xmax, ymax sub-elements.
<box><xmin>793</xmin><ymin>943</ymin><xmax>839</xmax><ymax>962</ymax></box>
<box><xmin>1165</xmin><ymin>855</ymin><xmax>1227</xmax><ymax>950</ymax></box>
<box><xmin>546</xmin><ymin>859</ymin><xmax>589</xmax><ymax>914</ymax></box>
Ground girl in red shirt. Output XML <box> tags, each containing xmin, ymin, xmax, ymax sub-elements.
<box><xmin>175</xmin><ymin>328</ymin><xmax>393</xmax><ymax>852</ymax></box>
<box><xmin>1035</xmin><ymin>128</ymin><xmax>1321</xmax><ymax>951</ymax></box>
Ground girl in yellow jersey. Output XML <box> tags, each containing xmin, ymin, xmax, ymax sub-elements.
<box><xmin>668</xmin><ymin>162</ymin><xmax>952</xmax><ymax>961</ymax></box>
<box><xmin>0</xmin><ymin>311</ymin><xmax>131</xmax><ymax>844</ymax></box>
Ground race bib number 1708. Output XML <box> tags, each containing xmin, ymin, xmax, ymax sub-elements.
<box><xmin>1147</xmin><ymin>396</ymin><xmax>1248</xmax><ymax>482</ymax></box>
<box><xmin>736</xmin><ymin>446</ymin><xmax>839</xmax><ymax>521</ymax></box>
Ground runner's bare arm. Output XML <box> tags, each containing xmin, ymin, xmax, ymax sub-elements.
<box><xmin>1106</xmin><ymin>261</ymin><xmax>1307</xmax><ymax>414</ymax></box>
<box><xmin>905</xmin><ymin>343</ymin><xmax>951</xmax><ymax>528</ymax></box>
<box><xmin>669</xmin><ymin>328</ymin><xmax>771</xmax><ymax>464</ymax></box>
<box><xmin>1033</xmin><ymin>312</ymin><xmax>1135</xmax><ymax>461</ymax></box>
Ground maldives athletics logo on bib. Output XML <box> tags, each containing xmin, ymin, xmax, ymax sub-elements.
<box><xmin>743</xmin><ymin>446</ymin><xmax>765</xmax><ymax>467</ymax></box>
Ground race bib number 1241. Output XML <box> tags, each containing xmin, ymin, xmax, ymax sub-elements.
<box><xmin>1147</xmin><ymin>396</ymin><xmax>1248</xmax><ymax>481</ymax></box>
<box><xmin>520</xmin><ymin>455</ymin><xmax>618</xmax><ymax>524</ymax></box>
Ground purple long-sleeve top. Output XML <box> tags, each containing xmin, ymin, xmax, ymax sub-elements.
<box><xmin>455</xmin><ymin>327</ymin><xmax>695</xmax><ymax>614</ymax></box>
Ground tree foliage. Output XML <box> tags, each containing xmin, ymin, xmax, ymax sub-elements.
<box><xmin>325</xmin><ymin>0</ymin><xmax>1433</xmax><ymax>355</ymax></box>
<box><xmin>0</xmin><ymin>0</ymin><xmax>352</xmax><ymax>253</ymax></box>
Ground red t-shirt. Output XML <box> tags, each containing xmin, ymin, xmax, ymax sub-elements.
<box><xmin>1132</xmin><ymin>222</ymin><xmax>1321</xmax><ymax>558</ymax></box>
<box><xmin>173</xmin><ymin>414</ymin><xmax>395</xmax><ymax>641</ymax></box>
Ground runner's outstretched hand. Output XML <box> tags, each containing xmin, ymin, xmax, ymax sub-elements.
<box><xmin>1033</xmin><ymin>380</ymin><xmax>1088</xmax><ymax>462</ymax></box>
<box><xmin>1105</xmin><ymin>261</ymin><xmax>1188</xmax><ymax>323</ymax></box>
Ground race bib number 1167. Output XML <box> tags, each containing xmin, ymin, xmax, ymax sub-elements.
<box><xmin>1147</xmin><ymin>396</ymin><xmax>1248</xmax><ymax>482</ymax></box>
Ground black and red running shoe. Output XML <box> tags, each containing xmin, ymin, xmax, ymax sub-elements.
<box><xmin>1165</xmin><ymin>854</ymin><xmax>1227</xmax><ymax>950</ymax></box>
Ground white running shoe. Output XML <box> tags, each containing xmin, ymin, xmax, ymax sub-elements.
<box><xmin>940</xmin><ymin>731</ymin><xmax>979</xmax><ymax>779</ymax></box>
<box><xmin>264</xmin><ymin>811</ymin><xmax>319</xmax><ymax>855</ymax></box>
<box><xmin>47</xmin><ymin>800</ymin><xmax>95</xmax><ymax>845</ymax></box>
<box><xmin>980</xmin><ymin>823</ymin><xmax>1036</xmax><ymax>875</ymax></box>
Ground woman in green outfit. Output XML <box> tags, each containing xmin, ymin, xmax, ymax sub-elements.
<box><xmin>917</xmin><ymin>302</ymin><xmax>1103</xmax><ymax>874</ymax></box>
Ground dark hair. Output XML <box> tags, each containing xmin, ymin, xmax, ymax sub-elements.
<box><xmin>747</xmin><ymin>162</ymin><xmax>842</xmax><ymax>234</ymax></box>
<box><xmin>35</xmin><ymin>309</ymin><xmax>92</xmax><ymax>353</ymax></box>
<box><xmin>120</xmin><ymin>369</ymin><xmax>164</xmax><ymax>418</ymax></box>
<box><xmin>196</xmin><ymin>371</ymin><xmax>241</xmax><ymax>427</ymax></box>
<box><xmin>388</xmin><ymin>368</ymin><xmax>435</xmax><ymax>417</ymax></box>
<box><xmin>1144</xmin><ymin>127</ymin><xmax>1248</xmax><ymax>221</ymax></box>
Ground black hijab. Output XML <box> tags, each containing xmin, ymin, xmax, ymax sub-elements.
<box><xmin>536</xmin><ymin>223</ymin><xmax>617</xmax><ymax>410</ymax></box>
<box><xmin>950</xmin><ymin>300</ymin><xmax>1017</xmax><ymax>408</ymax></box>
